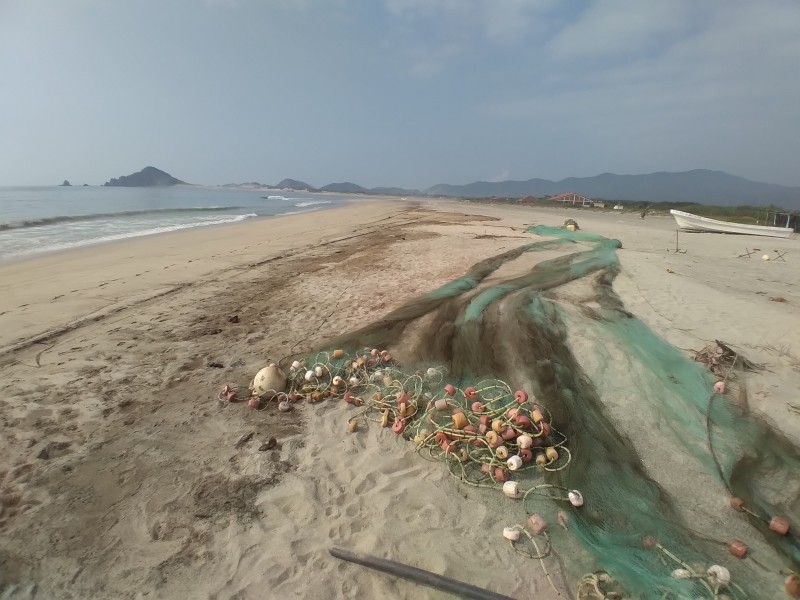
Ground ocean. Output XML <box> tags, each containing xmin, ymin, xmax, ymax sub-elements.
<box><xmin>0</xmin><ymin>185</ymin><xmax>356</xmax><ymax>261</ymax></box>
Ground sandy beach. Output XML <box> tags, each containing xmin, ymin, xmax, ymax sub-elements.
<box><xmin>2</xmin><ymin>199</ymin><xmax>800</xmax><ymax>599</ymax></box>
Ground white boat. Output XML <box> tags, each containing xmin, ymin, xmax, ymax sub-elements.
<box><xmin>669</xmin><ymin>209</ymin><xmax>793</xmax><ymax>239</ymax></box>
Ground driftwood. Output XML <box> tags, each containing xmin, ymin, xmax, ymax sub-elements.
<box><xmin>693</xmin><ymin>340</ymin><xmax>762</xmax><ymax>378</ymax></box>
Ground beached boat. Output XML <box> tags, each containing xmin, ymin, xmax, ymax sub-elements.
<box><xmin>669</xmin><ymin>209</ymin><xmax>793</xmax><ymax>239</ymax></box>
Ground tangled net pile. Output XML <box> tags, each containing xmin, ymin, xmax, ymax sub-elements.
<box><xmin>256</xmin><ymin>225</ymin><xmax>800</xmax><ymax>599</ymax></box>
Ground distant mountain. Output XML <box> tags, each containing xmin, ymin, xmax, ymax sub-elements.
<box><xmin>104</xmin><ymin>166</ymin><xmax>185</xmax><ymax>187</ymax></box>
<box><xmin>369</xmin><ymin>186</ymin><xmax>420</xmax><ymax>196</ymax></box>
<box><xmin>319</xmin><ymin>182</ymin><xmax>368</xmax><ymax>193</ymax></box>
<box><xmin>274</xmin><ymin>178</ymin><xmax>318</xmax><ymax>192</ymax></box>
<box><xmin>425</xmin><ymin>170</ymin><xmax>800</xmax><ymax>208</ymax></box>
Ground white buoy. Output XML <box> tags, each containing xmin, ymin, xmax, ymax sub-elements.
<box><xmin>291</xmin><ymin>360</ymin><xmax>302</xmax><ymax>370</ymax></box>
<box><xmin>568</xmin><ymin>490</ymin><xmax>584</xmax><ymax>507</ymax></box>
<box><xmin>502</xmin><ymin>481</ymin><xmax>521</xmax><ymax>499</ymax></box>
<box><xmin>507</xmin><ymin>455</ymin><xmax>523</xmax><ymax>471</ymax></box>
<box><xmin>502</xmin><ymin>527</ymin><xmax>521</xmax><ymax>541</ymax></box>
<box><xmin>707</xmin><ymin>565</ymin><xmax>731</xmax><ymax>586</ymax></box>
<box><xmin>250</xmin><ymin>364</ymin><xmax>287</xmax><ymax>399</ymax></box>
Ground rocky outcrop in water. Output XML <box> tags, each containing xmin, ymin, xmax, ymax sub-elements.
<box><xmin>103</xmin><ymin>167</ymin><xmax>185</xmax><ymax>187</ymax></box>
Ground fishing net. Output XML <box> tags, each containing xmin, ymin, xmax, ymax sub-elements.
<box><xmin>271</xmin><ymin>225</ymin><xmax>799</xmax><ymax>599</ymax></box>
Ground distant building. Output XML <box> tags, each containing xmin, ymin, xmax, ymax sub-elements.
<box><xmin>549</xmin><ymin>192</ymin><xmax>592</xmax><ymax>207</ymax></box>
<box><xmin>593</xmin><ymin>201</ymin><xmax>606</xmax><ymax>208</ymax></box>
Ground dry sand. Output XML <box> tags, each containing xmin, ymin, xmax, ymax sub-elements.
<box><xmin>1</xmin><ymin>199</ymin><xmax>799</xmax><ymax>599</ymax></box>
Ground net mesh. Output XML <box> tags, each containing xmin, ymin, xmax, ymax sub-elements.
<box><xmin>278</xmin><ymin>224</ymin><xmax>799</xmax><ymax>599</ymax></box>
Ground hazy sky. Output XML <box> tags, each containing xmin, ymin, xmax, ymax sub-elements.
<box><xmin>1</xmin><ymin>0</ymin><xmax>799</xmax><ymax>188</ymax></box>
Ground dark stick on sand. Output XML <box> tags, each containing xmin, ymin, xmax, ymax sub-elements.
<box><xmin>329</xmin><ymin>546</ymin><xmax>517</xmax><ymax>600</ymax></box>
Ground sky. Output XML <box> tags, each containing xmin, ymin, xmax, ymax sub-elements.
<box><xmin>1</xmin><ymin>0</ymin><xmax>799</xmax><ymax>189</ymax></box>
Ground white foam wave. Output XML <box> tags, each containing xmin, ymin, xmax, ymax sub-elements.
<box><xmin>293</xmin><ymin>200</ymin><xmax>331</xmax><ymax>208</ymax></box>
<box><xmin>1</xmin><ymin>213</ymin><xmax>258</xmax><ymax>259</ymax></box>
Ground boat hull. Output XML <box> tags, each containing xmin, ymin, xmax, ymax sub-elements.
<box><xmin>669</xmin><ymin>210</ymin><xmax>793</xmax><ymax>239</ymax></box>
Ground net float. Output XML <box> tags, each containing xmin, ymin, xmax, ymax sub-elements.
<box><xmin>507</xmin><ymin>455</ymin><xmax>523</xmax><ymax>470</ymax></box>
<box><xmin>517</xmin><ymin>435</ymin><xmax>533</xmax><ymax>449</ymax></box>
<box><xmin>219</xmin><ymin>385</ymin><xmax>237</xmax><ymax>402</ymax></box>
<box><xmin>247</xmin><ymin>396</ymin><xmax>261</xmax><ymax>409</ymax></box>
<box><xmin>397</xmin><ymin>391</ymin><xmax>411</xmax><ymax>404</ymax></box>
<box><xmin>426</xmin><ymin>367</ymin><xmax>438</xmax><ymax>378</ymax></box>
<box><xmin>539</xmin><ymin>422</ymin><xmax>551</xmax><ymax>436</ymax></box>
<box><xmin>481</xmin><ymin>463</ymin><xmax>492</xmax><ymax>475</ymax></box>
<box><xmin>311</xmin><ymin>391</ymin><xmax>322</xmax><ymax>402</ymax></box>
<box><xmin>642</xmin><ymin>536</ymin><xmax>657</xmax><ymax>550</ymax></box>
<box><xmin>463</xmin><ymin>424</ymin><xmax>477</xmax><ymax>435</ymax></box>
<box><xmin>367</xmin><ymin>359</ymin><xmax>376</xmax><ymax>367</ymax></box>
<box><xmin>479</xmin><ymin>415</ymin><xmax>490</xmax><ymax>427</ymax></box>
<box><xmin>568</xmin><ymin>490</ymin><xmax>584</xmax><ymax>507</ymax></box>
<box><xmin>413</xmin><ymin>429</ymin><xmax>429</xmax><ymax>445</ymax></box>
<box><xmin>485</xmin><ymin>431</ymin><xmax>500</xmax><ymax>447</ymax></box>
<box><xmin>444</xmin><ymin>384</ymin><xmax>456</xmax><ymax>397</ymax></box>
<box><xmin>304</xmin><ymin>370</ymin><xmax>314</xmax><ymax>381</ymax></box>
<box><xmin>314</xmin><ymin>365</ymin><xmax>324</xmax><ymax>377</ymax></box>
<box><xmin>495</xmin><ymin>446</ymin><xmax>509</xmax><ymax>460</ymax></box>
<box><xmin>278</xmin><ymin>400</ymin><xmax>292</xmax><ymax>412</ymax></box>
<box><xmin>502</xmin><ymin>481</ymin><xmax>521</xmax><ymax>498</ymax></box>
<box><xmin>545</xmin><ymin>447</ymin><xmax>559</xmax><ymax>463</ymax></box>
<box><xmin>344</xmin><ymin>392</ymin><xmax>355</xmax><ymax>404</ymax></box>
<box><xmin>786</xmin><ymin>575</ymin><xmax>800</xmax><ymax>598</ymax></box>
<box><xmin>494</xmin><ymin>468</ymin><xmax>507</xmax><ymax>482</ymax></box>
<box><xmin>348</xmin><ymin>376</ymin><xmax>359</xmax><ymax>386</ymax></box>
<box><xmin>531</xmin><ymin>409</ymin><xmax>544</xmax><ymax>423</ymax></box>
<box><xmin>730</xmin><ymin>497</ymin><xmax>746</xmax><ymax>512</ymax></box>
<box><xmin>382</xmin><ymin>353</ymin><xmax>392</xmax><ymax>362</ymax></box>
<box><xmin>491</xmin><ymin>420</ymin><xmax>506</xmax><ymax>434</ymax></box>
<box><xmin>714</xmin><ymin>381</ymin><xmax>726</xmax><ymax>393</ymax></box>
<box><xmin>455</xmin><ymin>448</ymin><xmax>469</xmax><ymax>462</ymax></box>
<box><xmin>769</xmin><ymin>516</ymin><xmax>790</xmax><ymax>535</ymax></box>
<box><xmin>729</xmin><ymin>540</ymin><xmax>748</xmax><ymax>558</ymax></box>
<box><xmin>332</xmin><ymin>376</ymin><xmax>344</xmax><ymax>386</ymax></box>
<box><xmin>372</xmin><ymin>391</ymin><xmax>383</xmax><ymax>402</ymax></box>
<box><xmin>464</xmin><ymin>387</ymin><xmax>478</xmax><ymax>400</ymax></box>
<box><xmin>535</xmin><ymin>452</ymin><xmax>547</xmax><ymax>467</ymax></box>
<box><xmin>514</xmin><ymin>390</ymin><xmax>528</xmax><ymax>404</ymax></box>
<box><xmin>371</xmin><ymin>348</ymin><xmax>379</xmax><ymax>357</ymax></box>
<box><xmin>706</xmin><ymin>565</ymin><xmax>730</xmax><ymax>587</ymax></box>
<box><xmin>333</xmin><ymin>349</ymin><xmax>344</xmax><ymax>359</ymax></box>
<box><xmin>530</xmin><ymin>435</ymin><xmax>546</xmax><ymax>448</ymax></box>
<box><xmin>383</xmin><ymin>376</ymin><xmax>392</xmax><ymax>387</ymax></box>
<box><xmin>502</xmin><ymin>527</ymin><xmax>520</xmax><ymax>541</ymax></box>
<box><xmin>451</xmin><ymin>411</ymin><xmax>468</xmax><ymax>429</ymax></box>
<box><xmin>501</xmin><ymin>427</ymin><xmax>518</xmax><ymax>441</ymax></box>
<box><xmin>330</xmin><ymin>386</ymin><xmax>339</xmax><ymax>396</ymax></box>
<box><xmin>250</xmin><ymin>364</ymin><xmax>287</xmax><ymax>399</ymax></box>
<box><xmin>477</xmin><ymin>424</ymin><xmax>488</xmax><ymax>436</ymax></box>
<box><xmin>514</xmin><ymin>415</ymin><xmax>532</xmax><ymax>430</ymax></box>
<box><xmin>471</xmin><ymin>401</ymin><xmax>485</xmax><ymax>413</ymax></box>
<box><xmin>506</xmin><ymin>408</ymin><xmax>519</xmax><ymax>420</ymax></box>
<box><xmin>392</xmin><ymin>418</ymin><xmax>407</xmax><ymax>435</ymax></box>
<box><xmin>527</xmin><ymin>514</ymin><xmax>548</xmax><ymax>535</ymax></box>
<box><xmin>398</xmin><ymin>403</ymin><xmax>408</xmax><ymax>418</ymax></box>
<box><xmin>434</xmin><ymin>432</ymin><xmax>450</xmax><ymax>445</ymax></box>
<box><xmin>435</xmin><ymin>398</ymin><xmax>449</xmax><ymax>411</ymax></box>
<box><xmin>380</xmin><ymin>350</ymin><xmax>388</xmax><ymax>358</ymax></box>
<box><xmin>351</xmin><ymin>361</ymin><xmax>359</xmax><ymax>370</ymax></box>
<box><xmin>291</xmin><ymin>360</ymin><xmax>302</xmax><ymax>370</ymax></box>
<box><xmin>671</xmin><ymin>569</ymin><xmax>691</xmax><ymax>580</ymax></box>
<box><xmin>347</xmin><ymin>419</ymin><xmax>358</xmax><ymax>433</ymax></box>
<box><xmin>519</xmin><ymin>448</ymin><xmax>533</xmax><ymax>462</ymax></box>
<box><xmin>381</xmin><ymin>409</ymin><xmax>390</xmax><ymax>428</ymax></box>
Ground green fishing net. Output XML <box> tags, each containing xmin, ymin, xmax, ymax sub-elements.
<box><xmin>280</xmin><ymin>225</ymin><xmax>800</xmax><ymax>599</ymax></box>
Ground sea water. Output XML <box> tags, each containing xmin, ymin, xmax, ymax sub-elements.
<box><xmin>0</xmin><ymin>185</ymin><xmax>356</xmax><ymax>260</ymax></box>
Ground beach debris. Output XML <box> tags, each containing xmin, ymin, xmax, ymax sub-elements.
<box><xmin>769</xmin><ymin>296</ymin><xmax>788</xmax><ymax>302</ymax></box>
<box><xmin>36</xmin><ymin>440</ymin><xmax>70</xmax><ymax>460</ymax></box>
<box><xmin>762</xmin><ymin>254</ymin><xmax>771</xmax><ymax>261</ymax></box>
<box><xmin>692</xmin><ymin>340</ymin><xmax>762</xmax><ymax>378</ymax></box>
<box><xmin>207</xmin><ymin>361</ymin><xmax>225</xmax><ymax>368</ymax></box>
<box><xmin>250</xmin><ymin>363</ymin><xmax>287</xmax><ymax>399</ymax></box>
<box><xmin>228</xmin><ymin>315</ymin><xmax>239</xmax><ymax>323</ymax></box>
<box><xmin>234</xmin><ymin>432</ymin><xmax>254</xmax><ymax>449</ymax></box>
<box><xmin>666</xmin><ymin>267</ymin><xmax>674</xmax><ymax>273</ymax></box>
<box><xmin>258</xmin><ymin>437</ymin><xmax>278</xmax><ymax>451</ymax></box>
